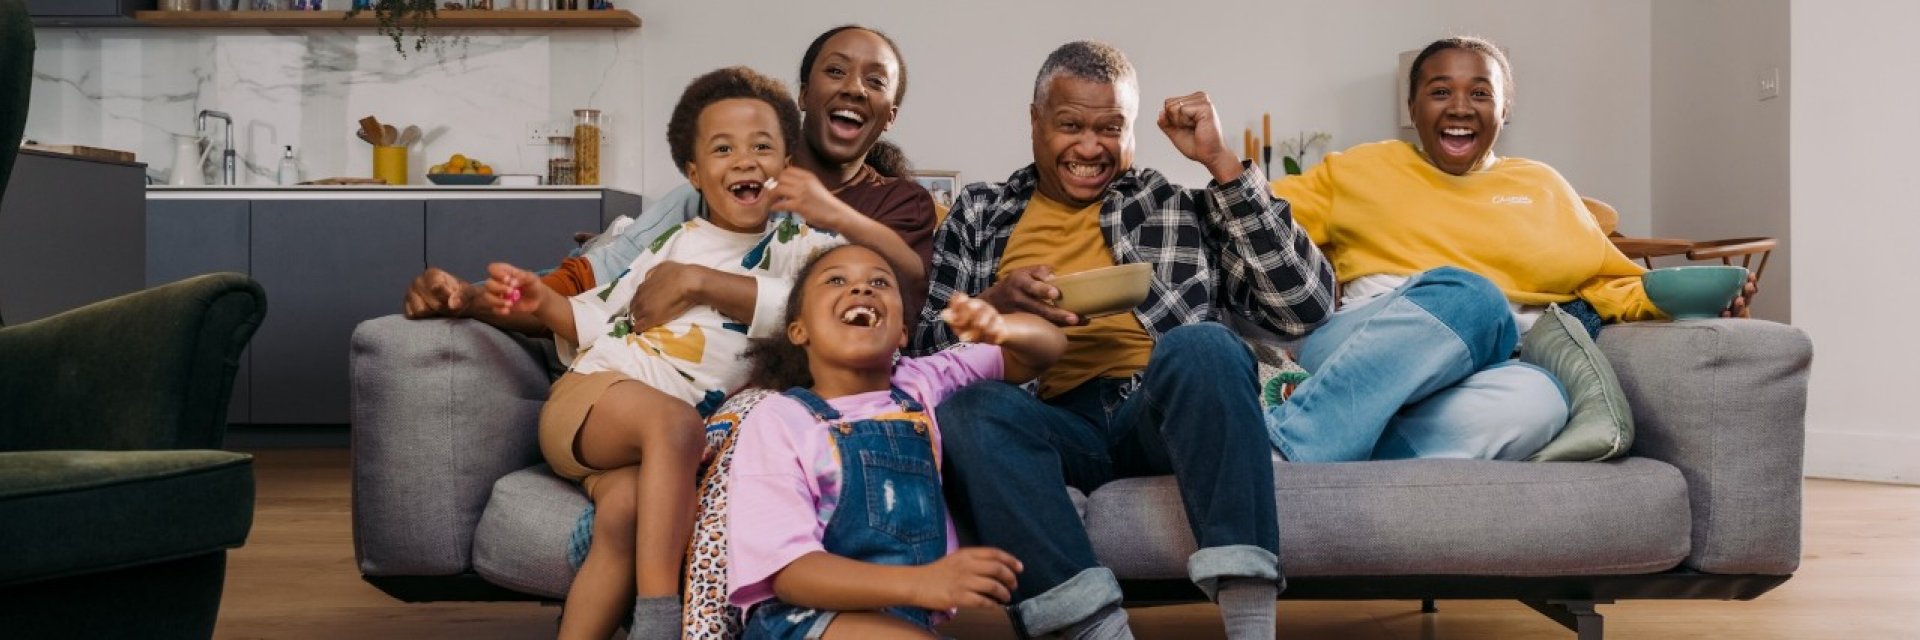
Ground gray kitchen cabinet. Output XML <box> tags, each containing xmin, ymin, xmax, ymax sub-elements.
<box><xmin>146</xmin><ymin>188</ymin><xmax>630</xmax><ymax>426</ymax></box>
<box><xmin>146</xmin><ymin>199</ymin><xmax>252</xmax><ymax>422</ymax></box>
<box><xmin>426</xmin><ymin>199</ymin><xmax>600</xmax><ymax>282</ymax></box>
<box><xmin>248</xmin><ymin>200</ymin><xmax>425</xmax><ymax>424</ymax></box>
<box><xmin>0</xmin><ymin>150</ymin><xmax>146</xmax><ymax>325</ymax></box>
<box><xmin>602</xmin><ymin>189</ymin><xmax>644</xmax><ymax>230</ymax></box>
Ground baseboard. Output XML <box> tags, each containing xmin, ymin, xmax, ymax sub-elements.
<box><xmin>1805</xmin><ymin>430</ymin><xmax>1920</xmax><ymax>485</ymax></box>
<box><xmin>226</xmin><ymin>424</ymin><xmax>349</xmax><ymax>449</ymax></box>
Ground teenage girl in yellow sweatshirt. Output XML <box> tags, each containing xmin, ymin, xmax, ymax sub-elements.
<box><xmin>1265</xmin><ymin>36</ymin><xmax>1750</xmax><ymax>462</ymax></box>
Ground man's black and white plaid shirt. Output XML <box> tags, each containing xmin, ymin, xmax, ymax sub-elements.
<box><xmin>909</xmin><ymin>161</ymin><xmax>1336</xmax><ymax>356</ymax></box>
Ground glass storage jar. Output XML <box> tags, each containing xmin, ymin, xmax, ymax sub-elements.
<box><xmin>547</xmin><ymin>136</ymin><xmax>575</xmax><ymax>186</ymax></box>
<box><xmin>573</xmin><ymin>109</ymin><xmax>602</xmax><ymax>186</ymax></box>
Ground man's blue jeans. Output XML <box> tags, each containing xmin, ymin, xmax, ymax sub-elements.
<box><xmin>1267</xmin><ymin>267</ymin><xmax>1568</xmax><ymax>462</ymax></box>
<box><xmin>938</xmin><ymin>323</ymin><xmax>1280</xmax><ymax>638</ymax></box>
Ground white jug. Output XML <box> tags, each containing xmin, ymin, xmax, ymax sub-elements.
<box><xmin>169</xmin><ymin>134</ymin><xmax>215</xmax><ymax>186</ymax></box>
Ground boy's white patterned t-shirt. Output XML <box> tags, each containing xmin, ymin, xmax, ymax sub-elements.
<box><xmin>559</xmin><ymin>216</ymin><xmax>845</xmax><ymax>414</ymax></box>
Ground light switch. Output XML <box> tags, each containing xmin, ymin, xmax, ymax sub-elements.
<box><xmin>1758</xmin><ymin>67</ymin><xmax>1781</xmax><ymax>101</ymax></box>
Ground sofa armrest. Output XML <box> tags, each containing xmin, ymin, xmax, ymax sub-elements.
<box><xmin>350</xmin><ymin>315</ymin><xmax>556</xmax><ymax>578</ymax></box>
<box><xmin>0</xmin><ymin>273</ymin><xmax>265</xmax><ymax>452</ymax></box>
<box><xmin>1599</xmin><ymin>319</ymin><xmax>1812</xmax><ymax>575</ymax></box>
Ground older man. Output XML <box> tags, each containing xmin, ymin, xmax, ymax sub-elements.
<box><xmin>911</xmin><ymin>42</ymin><xmax>1334</xmax><ymax>639</ymax></box>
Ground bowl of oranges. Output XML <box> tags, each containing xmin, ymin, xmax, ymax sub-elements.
<box><xmin>427</xmin><ymin>154</ymin><xmax>498</xmax><ymax>185</ymax></box>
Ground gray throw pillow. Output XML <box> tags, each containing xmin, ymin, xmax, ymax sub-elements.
<box><xmin>1520</xmin><ymin>304</ymin><xmax>1634</xmax><ymax>461</ymax></box>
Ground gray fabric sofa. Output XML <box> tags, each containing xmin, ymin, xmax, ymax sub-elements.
<box><xmin>349</xmin><ymin>314</ymin><xmax>1810</xmax><ymax>637</ymax></box>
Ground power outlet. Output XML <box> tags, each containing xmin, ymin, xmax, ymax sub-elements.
<box><xmin>524</xmin><ymin>121</ymin><xmax>612</xmax><ymax>146</ymax></box>
<box><xmin>525</xmin><ymin>121</ymin><xmax>566</xmax><ymax>145</ymax></box>
<box><xmin>1757</xmin><ymin>67</ymin><xmax>1781</xmax><ymax>101</ymax></box>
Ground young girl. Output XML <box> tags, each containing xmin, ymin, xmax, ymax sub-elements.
<box><xmin>480</xmin><ymin>66</ymin><xmax>922</xmax><ymax>640</ymax></box>
<box><xmin>725</xmin><ymin>243</ymin><xmax>1067</xmax><ymax>639</ymax></box>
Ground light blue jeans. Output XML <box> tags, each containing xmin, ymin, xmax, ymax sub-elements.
<box><xmin>1267</xmin><ymin>267</ymin><xmax>1569</xmax><ymax>462</ymax></box>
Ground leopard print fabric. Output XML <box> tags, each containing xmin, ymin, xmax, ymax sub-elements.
<box><xmin>682</xmin><ymin>388</ymin><xmax>772</xmax><ymax>640</ymax></box>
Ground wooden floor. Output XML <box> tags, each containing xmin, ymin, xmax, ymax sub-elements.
<box><xmin>216</xmin><ymin>448</ymin><xmax>1920</xmax><ymax>639</ymax></box>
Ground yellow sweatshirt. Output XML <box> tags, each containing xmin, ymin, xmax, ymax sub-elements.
<box><xmin>1272</xmin><ymin>140</ymin><xmax>1662</xmax><ymax>323</ymax></box>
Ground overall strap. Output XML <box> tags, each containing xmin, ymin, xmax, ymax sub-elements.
<box><xmin>888</xmin><ymin>386</ymin><xmax>924</xmax><ymax>413</ymax></box>
<box><xmin>781</xmin><ymin>386</ymin><xmax>840</xmax><ymax>423</ymax></box>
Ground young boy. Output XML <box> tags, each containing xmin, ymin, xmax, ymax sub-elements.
<box><xmin>480</xmin><ymin>66</ymin><xmax>922</xmax><ymax>640</ymax></box>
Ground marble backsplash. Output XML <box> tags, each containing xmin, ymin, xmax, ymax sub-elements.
<box><xmin>27</xmin><ymin>28</ymin><xmax>645</xmax><ymax>191</ymax></box>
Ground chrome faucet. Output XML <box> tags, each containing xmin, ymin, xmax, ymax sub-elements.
<box><xmin>197</xmin><ymin>110</ymin><xmax>235</xmax><ymax>186</ymax></box>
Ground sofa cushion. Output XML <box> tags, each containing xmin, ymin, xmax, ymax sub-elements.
<box><xmin>476</xmin><ymin>464</ymin><xmax>1083</xmax><ymax>598</ymax></box>
<box><xmin>472</xmin><ymin>459</ymin><xmax>1691</xmax><ymax>596</ymax></box>
<box><xmin>472</xmin><ymin>465</ymin><xmax>587</xmax><ymax>599</ymax></box>
<box><xmin>0</xmin><ymin>450</ymin><xmax>254</xmax><ymax>585</ymax></box>
<box><xmin>1087</xmin><ymin>457</ymin><xmax>1690</xmax><ymax>580</ymax></box>
<box><xmin>1521</xmin><ymin>304</ymin><xmax>1634</xmax><ymax>461</ymax></box>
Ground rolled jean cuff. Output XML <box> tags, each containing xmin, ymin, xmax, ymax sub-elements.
<box><xmin>1011</xmin><ymin>567</ymin><xmax>1124</xmax><ymax>638</ymax></box>
<box><xmin>1188</xmin><ymin>544</ymin><xmax>1281</xmax><ymax>601</ymax></box>
<box><xmin>802</xmin><ymin>610</ymin><xmax>838</xmax><ymax>640</ymax></box>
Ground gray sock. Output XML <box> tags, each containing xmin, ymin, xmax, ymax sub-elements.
<box><xmin>1062</xmin><ymin>603</ymin><xmax>1133</xmax><ymax>640</ymax></box>
<box><xmin>626</xmin><ymin>595</ymin><xmax>680</xmax><ymax>640</ymax></box>
<box><xmin>1216</xmin><ymin>578</ymin><xmax>1277</xmax><ymax>640</ymax></box>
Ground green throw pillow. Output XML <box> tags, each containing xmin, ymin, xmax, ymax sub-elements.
<box><xmin>1520</xmin><ymin>304</ymin><xmax>1634</xmax><ymax>462</ymax></box>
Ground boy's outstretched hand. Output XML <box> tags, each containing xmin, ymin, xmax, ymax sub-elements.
<box><xmin>909</xmin><ymin>547</ymin><xmax>1023</xmax><ymax>610</ymax></box>
<box><xmin>480</xmin><ymin>262</ymin><xmax>545</xmax><ymax>316</ymax></box>
<box><xmin>940</xmin><ymin>292</ymin><xmax>1009</xmax><ymax>344</ymax></box>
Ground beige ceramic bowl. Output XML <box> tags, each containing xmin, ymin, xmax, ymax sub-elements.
<box><xmin>1052</xmin><ymin>262</ymin><xmax>1152</xmax><ymax>318</ymax></box>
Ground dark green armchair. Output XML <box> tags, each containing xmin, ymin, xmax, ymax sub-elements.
<box><xmin>0</xmin><ymin>1</ymin><xmax>268</xmax><ymax>637</ymax></box>
<box><xmin>0</xmin><ymin>274</ymin><xmax>266</xmax><ymax>638</ymax></box>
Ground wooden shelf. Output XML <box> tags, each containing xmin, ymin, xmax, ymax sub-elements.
<box><xmin>131</xmin><ymin>9</ymin><xmax>640</xmax><ymax>29</ymax></box>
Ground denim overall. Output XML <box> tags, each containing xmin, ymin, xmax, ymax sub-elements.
<box><xmin>744</xmin><ymin>386</ymin><xmax>949</xmax><ymax>640</ymax></box>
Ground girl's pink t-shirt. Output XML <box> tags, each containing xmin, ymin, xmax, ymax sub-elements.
<box><xmin>726</xmin><ymin>344</ymin><xmax>1004</xmax><ymax>610</ymax></box>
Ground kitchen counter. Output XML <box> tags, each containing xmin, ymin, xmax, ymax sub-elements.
<box><xmin>148</xmin><ymin>185</ymin><xmax>636</xmax><ymax>201</ymax></box>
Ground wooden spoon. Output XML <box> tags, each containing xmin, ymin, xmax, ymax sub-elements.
<box><xmin>383</xmin><ymin>124</ymin><xmax>399</xmax><ymax>147</ymax></box>
<box><xmin>397</xmin><ymin>125</ymin><xmax>422</xmax><ymax>148</ymax></box>
<box><xmin>358</xmin><ymin>116</ymin><xmax>383</xmax><ymax>145</ymax></box>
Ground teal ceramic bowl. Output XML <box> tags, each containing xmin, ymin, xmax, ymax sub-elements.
<box><xmin>1643</xmin><ymin>266</ymin><xmax>1747</xmax><ymax>319</ymax></box>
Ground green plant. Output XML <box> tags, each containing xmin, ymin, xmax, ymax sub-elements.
<box><xmin>347</xmin><ymin>0</ymin><xmax>439</xmax><ymax>57</ymax></box>
<box><xmin>1278</xmin><ymin>131</ymin><xmax>1332</xmax><ymax>176</ymax></box>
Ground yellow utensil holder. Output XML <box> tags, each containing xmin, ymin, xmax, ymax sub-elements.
<box><xmin>373</xmin><ymin>146</ymin><xmax>408</xmax><ymax>185</ymax></box>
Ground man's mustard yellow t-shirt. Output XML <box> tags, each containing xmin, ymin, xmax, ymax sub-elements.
<box><xmin>997</xmin><ymin>193</ymin><xmax>1154</xmax><ymax>398</ymax></box>
<box><xmin>1272</xmin><ymin>140</ymin><xmax>1661</xmax><ymax>323</ymax></box>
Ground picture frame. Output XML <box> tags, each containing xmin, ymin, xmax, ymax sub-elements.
<box><xmin>911</xmin><ymin>170</ymin><xmax>959</xmax><ymax>209</ymax></box>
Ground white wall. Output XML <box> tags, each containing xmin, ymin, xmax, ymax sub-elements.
<box><xmin>1650</xmin><ymin>0</ymin><xmax>1791</xmax><ymax>323</ymax></box>
<box><xmin>633</xmin><ymin>0</ymin><xmax>1655</xmax><ymax>234</ymax></box>
<box><xmin>1792</xmin><ymin>1</ymin><xmax>1920</xmax><ymax>484</ymax></box>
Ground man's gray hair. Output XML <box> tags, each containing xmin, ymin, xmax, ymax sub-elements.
<box><xmin>1032</xmin><ymin>40</ymin><xmax>1137</xmax><ymax>105</ymax></box>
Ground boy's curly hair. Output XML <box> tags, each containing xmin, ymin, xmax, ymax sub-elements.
<box><xmin>666</xmin><ymin>66</ymin><xmax>804</xmax><ymax>177</ymax></box>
